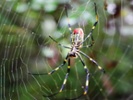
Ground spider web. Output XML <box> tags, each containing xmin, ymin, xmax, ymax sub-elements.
<box><xmin>1</xmin><ymin>0</ymin><xmax>133</xmax><ymax>100</ymax></box>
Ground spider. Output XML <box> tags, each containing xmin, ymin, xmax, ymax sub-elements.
<box><xmin>29</xmin><ymin>2</ymin><xmax>105</xmax><ymax>100</ymax></box>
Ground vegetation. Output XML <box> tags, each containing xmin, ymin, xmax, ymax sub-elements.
<box><xmin>0</xmin><ymin>0</ymin><xmax>133</xmax><ymax>100</ymax></box>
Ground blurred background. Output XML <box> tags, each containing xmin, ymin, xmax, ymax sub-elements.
<box><xmin>0</xmin><ymin>0</ymin><xmax>133</xmax><ymax>100</ymax></box>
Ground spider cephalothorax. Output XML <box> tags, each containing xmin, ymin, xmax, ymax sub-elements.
<box><xmin>29</xmin><ymin>3</ymin><xmax>105</xmax><ymax>100</ymax></box>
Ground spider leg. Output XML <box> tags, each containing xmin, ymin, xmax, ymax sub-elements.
<box><xmin>65</xmin><ymin>53</ymin><xmax>90</xmax><ymax>100</ymax></box>
<box><xmin>80</xmin><ymin>3</ymin><xmax>98</xmax><ymax>45</ymax></box>
<box><xmin>28</xmin><ymin>55</ymin><xmax>68</xmax><ymax>75</ymax></box>
<box><xmin>76</xmin><ymin>53</ymin><xmax>90</xmax><ymax>95</ymax></box>
<box><xmin>49</xmin><ymin>36</ymin><xmax>71</xmax><ymax>49</ymax></box>
<box><xmin>59</xmin><ymin>58</ymin><xmax>70</xmax><ymax>92</ymax></box>
<box><xmin>43</xmin><ymin>57</ymin><xmax>71</xmax><ymax>97</ymax></box>
<box><xmin>78</xmin><ymin>50</ymin><xmax>105</xmax><ymax>73</ymax></box>
<box><xmin>82</xmin><ymin>44</ymin><xmax>93</xmax><ymax>48</ymax></box>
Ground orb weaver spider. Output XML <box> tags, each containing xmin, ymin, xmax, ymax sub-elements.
<box><xmin>29</xmin><ymin>2</ymin><xmax>105</xmax><ymax>100</ymax></box>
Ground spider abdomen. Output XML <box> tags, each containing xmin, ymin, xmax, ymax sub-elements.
<box><xmin>71</xmin><ymin>28</ymin><xmax>84</xmax><ymax>45</ymax></box>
